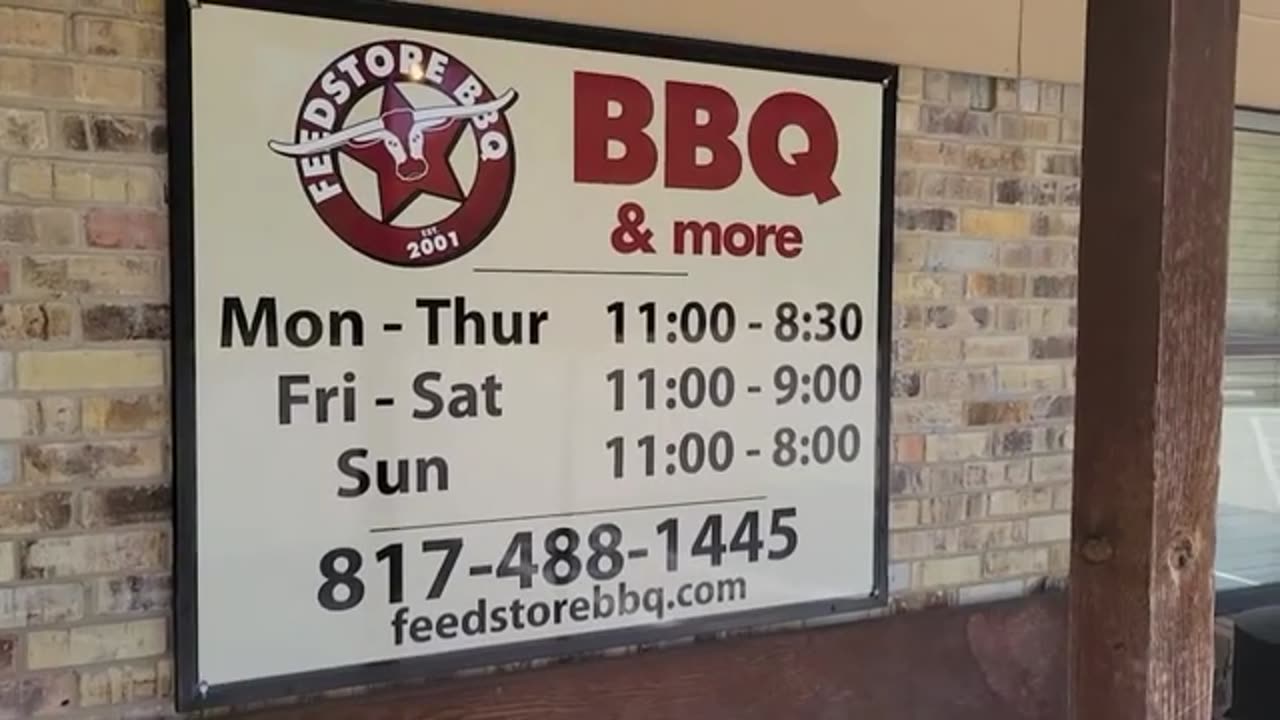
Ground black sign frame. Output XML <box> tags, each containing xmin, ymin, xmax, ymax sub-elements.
<box><xmin>167</xmin><ymin>0</ymin><xmax>897</xmax><ymax>710</ymax></box>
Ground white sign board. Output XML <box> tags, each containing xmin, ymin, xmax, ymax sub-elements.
<box><xmin>172</xmin><ymin>0</ymin><xmax>894</xmax><ymax>708</ymax></box>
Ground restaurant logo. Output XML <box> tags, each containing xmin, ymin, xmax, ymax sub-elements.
<box><xmin>268</xmin><ymin>40</ymin><xmax>518</xmax><ymax>267</ymax></box>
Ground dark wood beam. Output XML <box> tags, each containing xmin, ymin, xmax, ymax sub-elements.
<box><xmin>1070</xmin><ymin>1</ymin><xmax>1239</xmax><ymax>718</ymax></box>
<box><xmin>236</xmin><ymin>596</ymin><xmax>1066</xmax><ymax>720</ymax></box>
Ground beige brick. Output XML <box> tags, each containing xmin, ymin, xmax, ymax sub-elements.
<box><xmin>895</xmin><ymin>236</ymin><xmax>927</xmax><ymax>270</ymax></box>
<box><xmin>958</xmin><ymin>520</ymin><xmax>1028</xmax><ymax>552</ymax></box>
<box><xmin>919</xmin><ymin>106</ymin><xmax>993</xmax><ymax>137</ymax></box>
<box><xmin>891</xmin><ymin>529</ymin><xmax>944</xmax><ymax>560</ymax></box>
<box><xmin>0</xmin><ymin>491</ymin><xmax>72</xmax><ymax>534</ymax></box>
<box><xmin>966</xmin><ymin>399</ymin><xmax>1031</xmax><ymax>426</ymax></box>
<box><xmin>0</xmin><ymin>638</ymin><xmax>13</xmax><ymax>674</ymax></box>
<box><xmin>966</xmin><ymin>272</ymin><xmax>1026</xmax><ymax>299</ymax></box>
<box><xmin>993</xmin><ymin>77</ymin><xmax>1013</xmax><ymax>108</ymax></box>
<box><xmin>54</xmin><ymin>163</ymin><xmax>132</xmax><ymax>203</ymax></box>
<box><xmin>75</xmin><ymin>17</ymin><xmax>164</xmax><ymax>60</ymax></box>
<box><xmin>897</xmin><ymin>138</ymin><xmax>964</xmax><ymax>168</ymax></box>
<box><xmin>997</xmin><ymin>114</ymin><xmax>1060</xmax><ymax>143</ymax></box>
<box><xmin>996</xmin><ymin>306</ymin><xmax>1074</xmax><ymax>334</ymax></box>
<box><xmin>0</xmin><ymin>57</ymin><xmax>73</xmax><ymax>99</ymax></box>
<box><xmin>0</xmin><ymin>673</ymin><xmax>76</xmax><ymax>715</ymax></box>
<box><xmin>900</xmin><ymin>305</ymin><xmax>991</xmax><ymax>334</ymax></box>
<box><xmin>893</xmin><ymin>272</ymin><xmax>964</xmax><ymax>301</ymax></box>
<box><xmin>1049</xmin><ymin>542</ymin><xmax>1071</xmax><ymax>573</ymax></box>
<box><xmin>897</xmin><ymin>103</ymin><xmax>920</xmax><ymax>133</ymax></box>
<box><xmin>1032</xmin><ymin>454</ymin><xmax>1073</xmax><ymax>484</ymax></box>
<box><xmin>988</xmin><ymin>487</ymin><xmax>1055</xmax><ymax>516</ymax></box>
<box><xmin>83</xmin><ymin>393</ymin><xmax>165</xmax><ymax>435</ymax></box>
<box><xmin>1052</xmin><ymin>484</ymin><xmax>1073</xmax><ymax>510</ymax></box>
<box><xmin>0</xmin><ymin>205</ymin><xmax>79</xmax><ymax>248</ymax></box>
<box><xmin>960</xmin><ymin>209</ymin><xmax>1031</xmax><ymax>239</ymax></box>
<box><xmin>17</xmin><ymin>350</ymin><xmax>164</xmax><ymax>391</ymax></box>
<box><xmin>7</xmin><ymin>158</ymin><xmax>53</xmax><ymax>199</ymax></box>
<box><xmin>0</xmin><ymin>542</ymin><xmax>14</xmax><ymax>583</ymax></box>
<box><xmin>922</xmin><ymin>493</ymin><xmax>986</xmax><ymax>524</ymax></box>
<box><xmin>94</xmin><ymin>575</ymin><xmax>169</xmax><ymax>615</ymax></box>
<box><xmin>923</xmin><ymin>367</ymin><xmax>994</xmax><ymax>399</ymax></box>
<box><xmin>925</xmin><ymin>432</ymin><xmax>990</xmax><ymax>462</ymax></box>
<box><xmin>893</xmin><ymin>400</ymin><xmax>964</xmax><ymax>429</ymax></box>
<box><xmin>915</xmin><ymin>555</ymin><xmax>982</xmax><ymax>587</ymax></box>
<box><xmin>1032</xmin><ymin>335</ymin><xmax>1076</xmax><ymax>360</ymax></box>
<box><xmin>896</xmin><ymin>207</ymin><xmax>957</xmax><ymax>232</ymax></box>
<box><xmin>920</xmin><ymin>173</ymin><xmax>992</xmax><ymax>204</ymax></box>
<box><xmin>890</xmin><ymin>499</ymin><xmax>919</xmax><ymax>529</ymax></box>
<box><xmin>27</xmin><ymin>617</ymin><xmax>165</xmax><ymax>669</ymax></box>
<box><xmin>894</xmin><ymin>337</ymin><xmax>963</xmax><ymax>364</ymax></box>
<box><xmin>996</xmin><ymin>364</ymin><xmax>1065</xmax><ymax>393</ymax></box>
<box><xmin>75</xmin><ymin>64</ymin><xmax>144</xmax><ymax>107</ymax></box>
<box><xmin>964</xmin><ymin>460</ymin><xmax>1031</xmax><ymax>489</ymax></box>
<box><xmin>1029</xmin><ymin>513</ymin><xmax>1072</xmax><ymax>542</ymax></box>
<box><xmin>143</xmin><ymin>69</ymin><xmax>164</xmax><ymax>109</ymax></box>
<box><xmin>964</xmin><ymin>336</ymin><xmax>1029</xmax><ymax>362</ymax></box>
<box><xmin>0</xmin><ymin>583</ymin><xmax>83</xmax><ymax>629</ymax></box>
<box><xmin>20</xmin><ymin>255</ymin><xmax>164</xmax><ymax>296</ymax></box>
<box><xmin>20</xmin><ymin>530</ymin><xmax>167</xmax><ymax>579</ymax></box>
<box><xmin>1018</xmin><ymin>79</ymin><xmax>1041</xmax><ymax>112</ymax></box>
<box><xmin>22</xmin><ymin>439</ymin><xmax>163</xmax><ymax>484</ymax></box>
<box><xmin>1030</xmin><ymin>211</ymin><xmax>1080</xmax><ymax>238</ymax></box>
<box><xmin>79</xmin><ymin>658</ymin><xmax>171</xmax><ymax>708</ymax></box>
<box><xmin>0</xmin><ymin>8</ymin><xmax>66</xmax><ymax>53</ymax></box>
<box><xmin>983</xmin><ymin>547</ymin><xmax>1050</xmax><ymax>577</ymax></box>
<box><xmin>1040</xmin><ymin>82</ymin><xmax>1064</xmax><ymax>114</ymax></box>
<box><xmin>923</xmin><ymin>70</ymin><xmax>949</xmax><ymax>102</ymax></box>
<box><xmin>1063</xmin><ymin>117</ymin><xmax>1083</xmax><ymax>145</ymax></box>
<box><xmin>24</xmin><ymin>397</ymin><xmax>78</xmax><ymax>437</ymax></box>
<box><xmin>898</xmin><ymin>67</ymin><xmax>924</xmax><ymax>100</ymax></box>
<box><xmin>923</xmin><ymin>465</ymin><xmax>967</xmax><ymax>494</ymax></box>
<box><xmin>127</xmin><ymin>167</ymin><xmax>161</xmax><ymax>205</ymax></box>
<box><xmin>963</xmin><ymin>144</ymin><xmax>1030</xmax><ymax>173</ymax></box>
<box><xmin>993</xmin><ymin>426</ymin><xmax>1072</xmax><ymax>457</ymax></box>
<box><xmin>895</xmin><ymin>169</ymin><xmax>920</xmax><ymax>198</ymax></box>
<box><xmin>0</xmin><ymin>302</ymin><xmax>75</xmax><ymax>343</ymax></box>
<box><xmin>0</xmin><ymin>107</ymin><xmax>49</xmax><ymax>151</ymax></box>
<box><xmin>0</xmin><ymin>399</ymin><xmax>25</xmax><ymax>440</ymax></box>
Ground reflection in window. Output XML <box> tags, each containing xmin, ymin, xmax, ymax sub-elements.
<box><xmin>1218</xmin><ymin>112</ymin><xmax>1280</xmax><ymax>592</ymax></box>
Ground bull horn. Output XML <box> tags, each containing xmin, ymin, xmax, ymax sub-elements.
<box><xmin>410</xmin><ymin>88</ymin><xmax>518</xmax><ymax>129</ymax></box>
<box><xmin>267</xmin><ymin>116</ymin><xmax>387</xmax><ymax>157</ymax></box>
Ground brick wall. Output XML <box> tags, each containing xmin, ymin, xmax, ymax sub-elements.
<box><xmin>0</xmin><ymin>1</ymin><xmax>170</xmax><ymax>717</ymax></box>
<box><xmin>0</xmin><ymin>3</ymin><xmax>1079</xmax><ymax>716</ymax></box>
<box><xmin>890</xmin><ymin>68</ymin><xmax>1079</xmax><ymax>609</ymax></box>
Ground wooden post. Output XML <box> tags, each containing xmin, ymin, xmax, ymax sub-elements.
<box><xmin>1069</xmin><ymin>1</ymin><xmax>1239</xmax><ymax>718</ymax></box>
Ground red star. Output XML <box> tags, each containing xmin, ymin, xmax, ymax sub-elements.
<box><xmin>341</xmin><ymin>82</ymin><xmax>466</xmax><ymax>224</ymax></box>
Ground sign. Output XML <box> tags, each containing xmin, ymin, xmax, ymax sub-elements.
<box><xmin>170</xmin><ymin>0</ymin><xmax>895</xmax><ymax>709</ymax></box>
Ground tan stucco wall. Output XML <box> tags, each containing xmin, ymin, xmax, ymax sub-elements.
<box><xmin>426</xmin><ymin>0</ymin><xmax>1280</xmax><ymax>111</ymax></box>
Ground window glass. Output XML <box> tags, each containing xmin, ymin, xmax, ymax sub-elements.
<box><xmin>1218</xmin><ymin>116</ymin><xmax>1280</xmax><ymax>592</ymax></box>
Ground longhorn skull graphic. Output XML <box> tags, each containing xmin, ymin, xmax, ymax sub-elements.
<box><xmin>269</xmin><ymin>88</ymin><xmax>518</xmax><ymax>182</ymax></box>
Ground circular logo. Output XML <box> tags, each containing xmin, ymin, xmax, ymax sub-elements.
<box><xmin>268</xmin><ymin>40</ymin><xmax>517</xmax><ymax>268</ymax></box>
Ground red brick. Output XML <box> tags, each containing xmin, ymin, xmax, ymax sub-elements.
<box><xmin>85</xmin><ymin>209</ymin><xmax>165</xmax><ymax>250</ymax></box>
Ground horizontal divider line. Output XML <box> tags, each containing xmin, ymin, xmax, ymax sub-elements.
<box><xmin>369</xmin><ymin>495</ymin><xmax>768</xmax><ymax>533</ymax></box>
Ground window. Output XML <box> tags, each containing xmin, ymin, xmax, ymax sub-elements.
<box><xmin>1216</xmin><ymin>109</ymin><xmax>1280</xmax><ymax>611</ymax></box>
